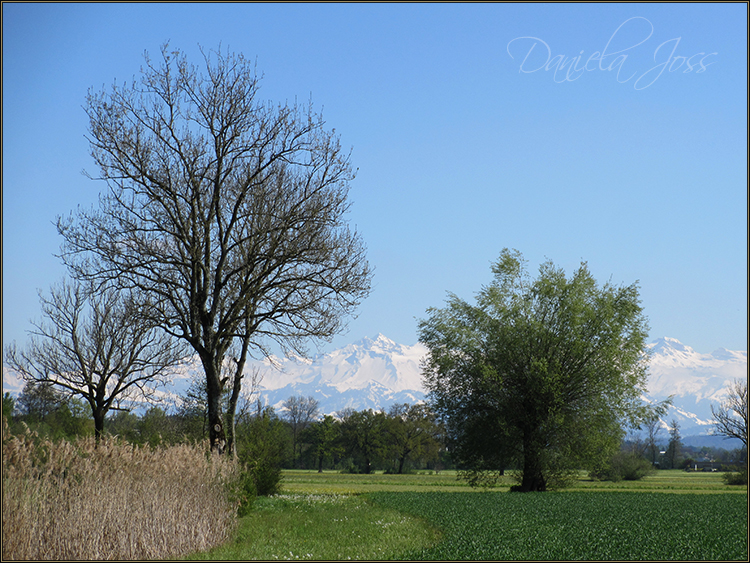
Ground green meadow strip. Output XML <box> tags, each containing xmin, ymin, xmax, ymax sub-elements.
<box><xmin>184</xmin><ymin>493</ymin><xmax>441</xmax><ymax>561</ymax></box>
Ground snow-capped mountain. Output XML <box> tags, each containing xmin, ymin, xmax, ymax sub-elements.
<box><xmin>644</xmin><ymin>337</ymin><xmax>747</xmax><ymax>440</ymax></box>
<box><xmin>239</xmin><ymin>334</ymin><xmax>428</xmax><ymax>414</ymax></box>
<box><xmin>3</xmin><ymin>335</ymin><xmax>746</xmax><ymax>446</ymax></box>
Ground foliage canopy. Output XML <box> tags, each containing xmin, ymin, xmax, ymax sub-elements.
<box><xmin>419</xmin><ymin>249</ymin><xmax>656</xmax><ymax>491</ymax></box>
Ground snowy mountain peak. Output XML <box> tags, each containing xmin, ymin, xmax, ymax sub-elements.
<box><xmin>710</xmin><ymin>347</ymin><xmax>748</xmax><ymax>362</ymax></box>
<box><xmin>348</xmin><ymin>333</ymin><xmax>406</xmax><ymax>355</ymax></box>
<box><xmin>648</xmin><ymin>337</ymin><xmax>697</xmax><ymax>359</ymax></box>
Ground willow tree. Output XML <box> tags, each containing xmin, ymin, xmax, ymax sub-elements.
<box><xmin>57</xmin><ymin>45</ymin><xmax>372</xmax><ymax>453</ymax></box>
<box><xmin>419</xmin><ymin>249</ymin><xmax>659</xmax><ymax>491</ymax></box>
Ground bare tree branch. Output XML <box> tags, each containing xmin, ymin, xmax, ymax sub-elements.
<box><xmin>711</xmin><ymin>379</ymin><xmax>748</xmax><ymax>449</ymax></box>
<box><xmin>4</xmin><ymin>279</ymin><xmax>183</xmax><ymax>443</ymax></box>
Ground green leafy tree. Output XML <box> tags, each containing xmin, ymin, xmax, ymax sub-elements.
<box><xmin>15</xmin><ymin>381</ymin><xmax>65</xmax><ymax>422</ymax></box>
<box><xmin>236</xmin><ymin>402</ymin><xmax>290</xmax><ymax>495</ymax></box>
<box><xmin>2</xmin><ymin>393</ymin><xmax>15</xmax><ymax>423</ymax></box>
<box><xmin>338</xmin><ymin>408</ymin><xmax>387</xmax><ymax>474</ymax></box>
<box><xmin>419</xmin><ymin>249</ymin><xmax>659</xmax><ymax>492</ymax></box>
<box><xmin>304</xmin><ymin>414</ymin><xmax>342</xmax><ymax>472</ymax></box>
<box><xmin>385</xmin><ymin>403</ymin><xmax>441</xmax><ymax>474</ymax></box>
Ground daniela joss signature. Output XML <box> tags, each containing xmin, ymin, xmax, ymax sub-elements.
<box><xmin>506</xmin><ymin>17</ymin><xmax>717</xmax><ymax>90</ymax></box>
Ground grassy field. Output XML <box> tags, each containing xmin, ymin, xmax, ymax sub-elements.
<box><xmin>281</xmin><ymin>468</ymin><xmax>748</xmax><ymax>494</ymax></box>
<box><xmin>185</xmin><ymin>469</ymin><xmax>747</xmax><ymax>561</ymax></box>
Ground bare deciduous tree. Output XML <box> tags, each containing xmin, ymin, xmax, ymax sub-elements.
<box><xmin>712</xmin><ymin>378</ymin><xmax>748</xmax><ymax>449</ymax></box>
<box><xmin>5</xmin><ymin>279</ymin><xmax>181</xmax><ymax>443</ymax></box>
<box><xmin>57</xmin><ymin>44</ymin><xmax>372</xmax><ymax>452</ymax></box>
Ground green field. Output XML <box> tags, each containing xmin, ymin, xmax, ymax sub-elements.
<box><xmin>281</xmin><ymin>468</ymin><xmax>747</xmax><ymax>494</ymax></box>
<box><xmin>188</xmin><ymin>470</ymin><xmax>748</xmax><ymax>561</ymax></box>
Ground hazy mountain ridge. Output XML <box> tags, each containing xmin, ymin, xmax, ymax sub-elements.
<box><xmin>3</xmin><ymin>335</ymin><xmax>746</xmax><ymax>445</ymax></box>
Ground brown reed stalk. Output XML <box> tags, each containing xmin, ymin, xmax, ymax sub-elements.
<box><xmin>2</xmin><ymin>419</ymin><xmax>239</xmax><ymax>560</ymax></box>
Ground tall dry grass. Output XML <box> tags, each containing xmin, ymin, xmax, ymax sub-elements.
<box><xmin>2</xmin><ymin>419</ymin><xmax>238</xmax><ymax>560</ymax></box>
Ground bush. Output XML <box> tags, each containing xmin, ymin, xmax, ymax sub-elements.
<box><xmin>722</xmin><ymin>468</ymin><xmax>748</xmax><ymax>485</ymax></box>
<box><xmin>250</xmin><ymin>459</ymin><xmax>283</xmax><ymax>496</ymax></box>
<box><xmin>235</xmin><ymin>407</ymin><xmax>287</xmax><ymax>497</ymax></box>
<box><xmin>591</xmin><ymin>451</ymin><xmax>653</xmax><ymax>482</ymax></box>
<box><xmin>339</xmin><ymin>459</ymin><xmax>361</xmax><ymax>474</ymax></box>
<box><xmin>232</xmin><ymin>469</ymin><xmax>257</xmax><ymax>517</ymax></box>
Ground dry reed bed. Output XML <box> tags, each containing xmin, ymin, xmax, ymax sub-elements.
<box><xmin>2</xmin><ymin>421</ymin><xmax>238</xmax><ymax>560</ymax></box>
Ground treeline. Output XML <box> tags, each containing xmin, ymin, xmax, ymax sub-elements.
<box><xmin>4</xmin><ymin>381</ymin><xmax>745</xmax><ymax>485</ymax></box>
<box><xmin>2</xmin><ymin>382</ymin><xmax>446</xmax><ymax>478</ymax></box>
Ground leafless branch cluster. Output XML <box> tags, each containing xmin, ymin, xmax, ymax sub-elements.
<box><xmin>5</xmin><ymin>279</ymin><xmax>182</xmax><ymax>441</ymax></box>
<box><xmin>56</xmin><ymin>44</ymin><xmax>372</xmax><ymax>451</ymax></box>
<box><xmin>711</xmin><ymin>378</ymin><xmax>748</xmax><ymax>448</ymax></box>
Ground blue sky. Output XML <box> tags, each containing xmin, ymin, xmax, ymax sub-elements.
<box><xmin>3</xmin><ymin>3</ymin><xmax>747</xmax><ymax>358</ymax></box>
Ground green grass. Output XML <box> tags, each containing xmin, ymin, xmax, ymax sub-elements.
<box><xmin>367</xmin><ymin>491</ymin><xmax>748</xmax><ymax>560</ymax></box>
<box><xmin>282</xmin><ymin>468</ymin><xmax>747</xmax><ymax>494</ymax></box>
<box><xmin>185</xmin><ymin>470</ymin><xmax>748</xmax><ymax>560</ymax></box>
<box><xmin>280</xmin><ymin>469</ymin><xmax>479</xmax><ymax>494</ymax></box>
<box><xmin>184</xmin><ymin>493</ymin><xmax>441</xmax><ymax>560</ymax></box>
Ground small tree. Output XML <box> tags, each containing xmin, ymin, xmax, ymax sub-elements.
<box><xmin>712</xmin><ymin>379</ymin><xmax>748</xmax><ymax>484</ymax></box>
<box><xmin>664</xmin><ymin>419</ymin><xmax>682</xmax><ymax>469</ymax></box>
<box><xmin>5</xmin><ymin>279</ymin><xmax>182</xmax><ymax>444</ymax></box>
<box><xmin>304</xmin><ymin>414</ymin><xmax>342</xmax><ymax>472</ymax></box>
<box><xmin>643</xmin><ymin>413</ymin><xmax>663</xmax><ymax>467</ymax></box>
<box><xmin>338</xmin><ymin>408</ymin><xmax>387</xmax><ymax>474</ymax></box>
<box><xmin>385</xmin><ymin>403</ymin><xmax>441</xmax><ymax>474</ymax></box>
<box><xmin>15</xmin><ymin>381</ymin><xmax>66</xmax><ymax>421</ymax></box>
<box><xmin>237</xmin><ymin>402</ymin><xmax>290</xmax><ymax>495</ymax></box>
<box><xmin>2</xmin><ymin>393</ymin><xmax>15</xmax><ymax>423</ymax></box>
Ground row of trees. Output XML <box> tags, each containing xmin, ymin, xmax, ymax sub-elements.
<box><xmin>4</xmin><ymin>375</ymin><xmax>745</xmax><ymax>485</ymax></box>
<box><xmin>2</xmin><ymin>382</ymin><xmax>443</xmax><ymax>475</ymax></box>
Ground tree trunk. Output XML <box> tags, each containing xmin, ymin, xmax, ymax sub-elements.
<box><xmin>93</xmin><ymin>407</ymin><xmax>105</xmax><ymax>447</ymax></box>
<box><xmin>225</xmin><ymin>363</ymin><xmax>244</xmax><ymax>457</ymax></box>
<box><xmin>519</xmin><ymin>434</ymin><xmax>546</xmax><ymax>492</ymax></box>
<box><xmin>225</xmin><ymin>333</ymin><xmax>251</xmax><ymax>457</ymax></box>
<box><xmin>202</xmin><ymin>355</ymin><xmax>227</xmax><ymax>453</ymax></box>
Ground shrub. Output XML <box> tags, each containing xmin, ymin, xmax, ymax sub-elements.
<box><xmin>722</xmin><ymin>468</ymin><xmax>748</xmax><ymax>485</ymax></box>
<box><xmin>235</xmin><ymin>406</ymin><xmax>287</xmax><ymax>496</ymax></box>
<box><xmin>231</xmin><ymin>469</ymin><xmax>257</xmax><ymax>517</ymax></box>
<box><xmin>590</xmin><ymin>451</ymin><xmax>653</xmax><ymax>482</ymax></box>
<box><xmin>249</xmin><ymin>458</ymin><xmax>283</xmax><ymax>496</ymax></box>
<box><xmin>2</xmin><ymin>419</ymin><xmax>238</xmax><ymax>560</ymax></box>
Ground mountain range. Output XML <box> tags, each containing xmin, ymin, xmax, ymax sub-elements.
<box><xmin>3</xmin><ymin>334</ymin><xmax>746</xmax><ymax>448</ymax></box>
